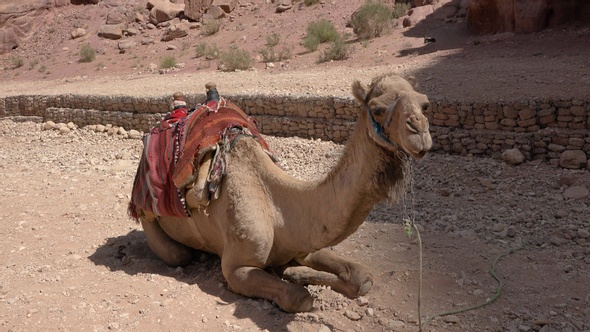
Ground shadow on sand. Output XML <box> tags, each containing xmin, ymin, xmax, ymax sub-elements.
<box><xmin>88</xmin><ymin>229</ymin><xmax>337</xmax><ymax>331</ymax></box>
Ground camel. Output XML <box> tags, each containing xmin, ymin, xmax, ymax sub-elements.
<box><xmin>132</xmin><ymin>73</ymin><xmax>432</xmax><ymax>313</ymax></box>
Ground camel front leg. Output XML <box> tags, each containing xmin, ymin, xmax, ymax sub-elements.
<box><xmin>141</xmin><ymin>219</ymin><xmax>193</xmax><ymax>267</ymax></box>
<box><xmin>280</xmin><ymin>249</ymin><xmax>373</xmax><ymax>298</ymax></box>
<box><xmin>221</xmin><ymin>263</ymin><xmax>313</xmax><ymax>313</ymax></box>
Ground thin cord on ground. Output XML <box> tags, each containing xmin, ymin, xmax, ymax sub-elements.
<box><xmin>401</xmin><ymin>159</ymin><xmax>524</xmax><ymax>331</ymax></box>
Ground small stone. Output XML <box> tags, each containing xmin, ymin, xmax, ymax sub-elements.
<box><xmin>43</xmin><ymin>121</ymin><xmax>55</xmax><ymax>130</ymax></box>
<box><xmin>562</xmin><ymin>186</ymin><xmax>589</xmax><ymax>200</ymax></box>
<box><xmin>128</xmin><ymin>130</ymin><xmax>142</xmax><ymax>139</ymax></box>
<box><xmin>506</xmin><ymin>226</ymin><xmax>516</xmax><ymax>237</ymax></box>
<box><xmin>502</xmin><ymin>148</ymin><xmax>525</xmax><ymax>165</ymax></box>
<box><xmin>59</xmin><ymin>126</ymin><xmax>71</xmax><ymax>134</ymax></box>
<box><xmin>558</xmin><ymin>174</ymin><xmax>577</xmax><ymax>186</ymax></box>
<box><xmin>388</xmin><ymin>320</ymin><xmax>405</xmax><ymax>328</ymax></box>
<box><xmin>492</xmin><ymin>223</ymin><xmax>506</xmax><ymax>232</ymax></box>
<box><xmin>554</xmin><ymin>210</ymin><xmax>568</xmax><ymax>218</ymax></box>
<box><xmin>356</xmin><ymin>297</ymin><xmax>369</xmax><ymax>306</ymax></box>
<box><xmin>578</xmin><ymin>229</ymin><xmax>590</xmax><ymax>238</ymax></box>
<box><xmin>518</xmin><ymin>324</ymin><xmax>531</xmax><ymax>331</ymax></box>
<box><xmin>559</xmin><ymin>150</ymin><xmax>587</xmax><ymax>169</ymax></box>
<box><xmin>344</xmin><ymin>310</ymin><xmax>362</xmax><ymax>321</ymax></box>
<box><xmin>444</xmin><ymin>315</ymin><xmax>460</xmax><ymax>323</ymax></box>
<box><xmin>439</xmin><ymin>187</ymin><xmax>452</xmax><ymax>196</ymax></box>
<box><xmin>317</xmin><ymin>325</ymin><xmax>331</xmax><ymax>332</ymax></box>
<box><xmin>365</xmin><ymin>307</ymin><xmax>374</xmax><ymax>317</ymax></box>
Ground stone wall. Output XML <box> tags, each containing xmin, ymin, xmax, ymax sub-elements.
<box><xmin>1</xmin><ymin>93</ymin><xmax>589</xmax><ymax>166</ymax></box>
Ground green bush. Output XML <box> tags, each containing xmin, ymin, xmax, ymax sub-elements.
<box><xmin>160</xmin><ymin>55</ymin><xmax>177</xmax><ymax>69</ymax></box>
<box><xmin>393</xmin><ymin>2</ymin><xmax>411</xmax><ymax>19</ymax></box>
<box><xmin>259</xmin><ymin>45</ymin><xmax>292</xmax><ymax>63</ymax></box>
<box><xmin>218</xmin><ymin>46</ymin><xmax>253</xmax><ymax>72</ymax></box>
<box><xmin>304</xmin><ymin>0</ymin><xmax>320</xmax><ymax>5</ymax></box>
<box><xmin>79</xmin><ymin>44</ymin><xmax>96</xmax><ymax>63</ymax></box>
<box><xmin>302</xmin><ymin>35</ymin><xmax>321</xmax><ymax>52</ymax></box>
<box><xmin>303</xmin><ymin>20</ymin><xmax>339</xmax><ymax>52</ymax></box>
<box><xmin>11</xmin><ymin>56</ymin><xmax>24</xmax><ymax>69</ymax></box>
<box><xmin>201</xmin><ymin>20</ymin><xmax>221</xmax><ymax>36</ymax></box>
<box><xmin>350</xmin><ymin>1</ymin><xmax>393</xmax><ymax>40</ymax></box>
<box><xmin>258</xmin><ymin>47</ymin><xmax>275</xmax><ymax>63</ymax></box>
<box><xmin>317</xmin><ymin>37</ymin><xmax>349</xmax><ymax>63</ymax></box>
<box><xmin>195</xmin><ymin>43</ymin><xmax>207</xmax><ymax>58</ymax></box>
<box><xmin>28</xmin><ymin>59</ymin><xmax>39</xmax><ymax>70</ymax></box>
<box><xmin>266</xmin><ymin>33</ymin><xmax>281</xmax><ymax>47</ymax></box>
<box><xmin>277</xmin><ymin>46</ymin><xmax>292</xmax><ymax>61</ymax></box>
<box><xmin>195</xmin><ymin>42</ymin><xmax>220</xmax><ymax>60</ymax></box>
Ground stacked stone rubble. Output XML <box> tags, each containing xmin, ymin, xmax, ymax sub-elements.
<box><xmin>0</xmin><ymin>93</ymin><xmax>588</xmax><ymax>167</ymax></box>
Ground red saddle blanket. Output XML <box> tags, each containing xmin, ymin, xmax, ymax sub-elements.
<box><xmin>128</xmin><ymin>99</ymin><xmax>270</xmax><ymax>221</ymax></box>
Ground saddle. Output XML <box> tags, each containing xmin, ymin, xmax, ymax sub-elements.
<box><xmin>128</xmin><ymin>91</ymin><xmax>273</xmax><ymax>222</ymax></box>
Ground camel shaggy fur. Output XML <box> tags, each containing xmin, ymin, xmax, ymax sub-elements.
<box><xmin>134</xmin><ymin>73</ymin><xmax>432</xmax><ymax>313</ymax></box>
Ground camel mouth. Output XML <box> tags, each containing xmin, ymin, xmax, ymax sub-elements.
<box><xmin>403</xmin><ymin>131</ymin><xmax>432</xmax><ymax>160</ymax></box>
<box><xmin>412</xmin><ymin>150</ymin><xmax>427</xmax><ymax>160</ymax></box>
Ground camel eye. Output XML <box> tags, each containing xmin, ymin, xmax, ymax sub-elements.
<box><xmin>371</xmin><ymin>108</ymin><xmax>385</xmax><ymax>116</ymax></box>
<box><xmin>421</xmin><ymin>103</ymin><xmax>430</xmax><ymax>111</ymax></box>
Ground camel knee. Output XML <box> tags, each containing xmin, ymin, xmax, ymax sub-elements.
<box><xmin>141</xmin><ymin>220</ymin><xmax>193</xmax><ymax>267</ymax></box>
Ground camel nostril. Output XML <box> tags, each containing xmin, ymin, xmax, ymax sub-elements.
<box><xmin>406</xmin><ymin>120</ymin><xmax>419</xmax><ymax>133</ymax></box>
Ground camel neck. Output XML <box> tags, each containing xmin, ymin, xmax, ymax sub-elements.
<box><xmin>288</xmin><ymin>112</ymin><xmax>407</xmax><ymax>250</ymax></box>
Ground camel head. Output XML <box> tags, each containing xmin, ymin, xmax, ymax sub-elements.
<box><xmin>352</xmin><ymin>73</ymin><xmax>432</xmax><ymax>159</ymax></box>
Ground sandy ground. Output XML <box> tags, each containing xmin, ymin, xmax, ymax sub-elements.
<box><xmin>0</xmin><ymin>117</ymin><xmax>589</xmax><ymax>332</ymax></box>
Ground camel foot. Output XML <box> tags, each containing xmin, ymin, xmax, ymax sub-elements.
<box><xmin>222</xmin><ymin>264</ymin><xmax>315</xmax><ymax>313</ymax></box>
<box><xmin>291</xmin><ymin>250</ymin><xmax>374</xmax><ymax>298</ymax></box>
<box><xmin>279</xmin><ymin>283</ymin><xmax>314</xmax><ymax>313</ymax></box>
<box><xmin>357</xmin><ymin>279</ymin><xmax>373</xmax><ymax>297</ymax></box>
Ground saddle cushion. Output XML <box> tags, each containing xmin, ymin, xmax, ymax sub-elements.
<box><xmin>128</xmin><ymin>99</ymin><xmax>271</xmax><ymax>221</ymax></box>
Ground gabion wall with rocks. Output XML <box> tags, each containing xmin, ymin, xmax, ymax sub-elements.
<box><xmin>1</xmin><ymin>93</ymin><xmax>589</xmax><ymax>169</ymax></box>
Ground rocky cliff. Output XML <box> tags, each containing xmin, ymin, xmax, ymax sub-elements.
<box><xmin>468</xmin><ymin>0</ymin><xmax>590</xmax><ymax>34</ymax></box>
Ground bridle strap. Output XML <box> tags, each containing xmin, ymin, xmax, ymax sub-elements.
<box><xmin>362</xmin><ymin>97</ymin><xmax>406</xmax><ymax>156</ymax></box>
<box><xmin>384</xmin><ymin>97</ymin><xmax>399</xmax><ymax>128</ymax></box>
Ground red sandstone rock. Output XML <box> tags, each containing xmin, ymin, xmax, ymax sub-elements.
<box><xmin>468</xmin><ymin>0</ymin><xmax>590</xmax><ymax>34</ymax></box>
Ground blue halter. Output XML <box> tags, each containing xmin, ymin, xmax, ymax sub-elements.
<box><xmin>364</xmin><ymin>97</ymin><xmax>405</xmax><ymax>154</ymax></box>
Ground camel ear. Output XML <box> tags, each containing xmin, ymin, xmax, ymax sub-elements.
<box><xmin>406</xmin><ymin>76</ymin><xmax>419</xmax><ymax>89</ymax></box>
<box><xmin>352</xmin><ymin>80</ymin><xmax>368</xmax><ymax>103</ymax></box>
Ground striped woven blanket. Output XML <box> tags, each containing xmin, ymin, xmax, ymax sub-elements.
<box><xmin>128</xmin><ymin>98</ymin><xmax>271</xmax><ymax>221</ymax></box>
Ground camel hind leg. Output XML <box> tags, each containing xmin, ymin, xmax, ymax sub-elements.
<box><xmin>278</xmin><ymin>249</ymin><xmax>373</xmax><ymax>298</ymax></box>
<box><xmin>141</xmin><ymin>219</ymin><xmax>193</xmax><ymax>267</ymax></box>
